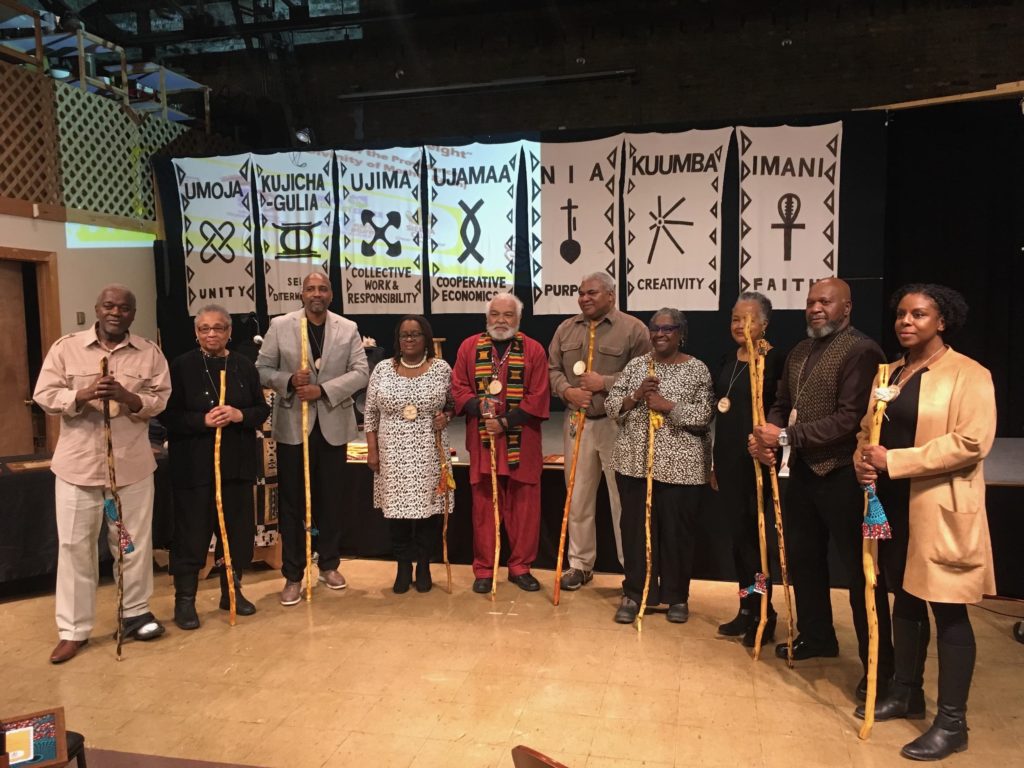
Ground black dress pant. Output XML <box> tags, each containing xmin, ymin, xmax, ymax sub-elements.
<box><xmin>717</xmin><ymin>458</ymin><xmax>775</xmax><ymax>611</ymax></box>
<box><xmin>389</xmin><ymin>515</ymin><xmax>442</xmax><ymax>563</ymax></box>
<box><xmin>276</xmin><ymin>422</ymin><xmax>346</xmax><ymax>582</ymax></box>
<box><xmin>617</xmin><ymin>473</ymin><xmax>702</xmax><ymax>606</ymax></box>
<box><xmin>784</xmin><ymin>456</ymin><xmax>894</xmax><ymax>676</ymax></box>
<box><xmin>169</xmin><ymin>480</ymin><xmax>255</xmax><ymax>576</ymax></box>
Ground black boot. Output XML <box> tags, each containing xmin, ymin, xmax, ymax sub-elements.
<box><xmin>743</xmin><ymin>609</ymin><xmax>777</xmax><ymax>648</ymax></box>
<box><xmin>415</xmin><ymin>559</ymin><xmax>432</xmax><ymax>593</ymax></box>
<box><xmin>219</xmin><ymin>569</ymin><xmax>257</xmax><ymax>616</ymax></box>
<box><xmin>900</xmin><ymin>640</ymin><xmax>974</xmax><ymax>761</ymax></box>
<box><xmin>718</xmin><ymin>598</ymin><xmax>753</xmax><ymax>636</ymax></box>
<box><xmin>393</xmin><ymin>561</ymin><xmax>413</xmax><ymax>594</ymax></box>
<box><xmin>173</xmin><ymin>573</ymin><xmax>200</xmax><ymax>631</ymax></box>
<box><xmin>856</xmin><ymin>616</ymin><xmax>928</xmax><ymax>721</ymax></box>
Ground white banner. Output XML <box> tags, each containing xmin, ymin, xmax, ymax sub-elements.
<box><xmin>426</xmin><ymin>142</ymin><xmax>520</xmax><ymax>313</ymax></box>
<box><xmin>738</xmin><ymin>122</ymin><xmax>842</xmax><ymax>309</ymax></box>
<box><xmin>526</xmin><ymin>136</ymin><xmax>622</xmax><ymax>315</ymax></box>
<box><xmin>173</xmin><ymin>154</ymin><xmax>256</xmax><ymax>315</ymax></box>
<box><xmin>337</xmin><ymin>147</ymin><xmax>424</xmax><ymax>315</ymax></box>
<box><xmin>254</xmin><ymin>151</ymin><xmax>335</xmax><ymax>316</ymax></box>
<box><xmin>623</xmin><ymin>128</ymin><xmax>731</xmax><ymax>312</ymax></box>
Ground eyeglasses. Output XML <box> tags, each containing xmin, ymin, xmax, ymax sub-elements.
<box><xmin>399</xmin><ymin>331</ymin><xmax>424</xmax><ymax>340</ymax></box>
<box><xmin>197</xmin><ymin>325</ymin><xmax>230</xmax><ymax>334</ymax></box>
<box><xmin>649</xmin><ymin>324</ymin><xmax>681</xmax><ymax>334</ymax></box>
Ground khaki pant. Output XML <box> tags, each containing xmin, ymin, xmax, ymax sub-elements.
<box><xmin>562</xmin><ymin>413</ymin><xmax>623</xmax><ymax>571</ymax></box>
<box><xmin>54</xmin><ymin>475</ymin><xmax>155</xmax><ymax>640</ymax></box>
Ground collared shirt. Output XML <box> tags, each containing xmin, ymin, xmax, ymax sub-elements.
<box><xmin>548</xmin><ymin>308</ymin><xmax>651</xmax><ymax>418</ymax></box>
<box><xmin>33</xmin><ymin>325</ymin><xmax>171</xmax><ymax>487</ymax></box>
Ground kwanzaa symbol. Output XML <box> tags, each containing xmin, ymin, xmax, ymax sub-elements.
<box><xmin>199</xmin><ymin>220</ymin><xmax>236</xmax><ymax>263</ymax></box>
<box><xmin>458</xmin><ymin>199</ymin><xmax>484</xmax><ymax>264</ymax></box>
<box><xmin>273</xmin><ymin>221</ymin><xmax>317</xmax><ymax>259</ymax></box>
<box><xmin>771</xmin><ymin>193</ymin><xmax>805</xmax><ymax>262</ymax></box>
<box><xmin>559</xmin><ymin>198</ymin><xmax>581</xmax><ymax>264</ymax></box>
<box><xmin>361</xmin><ymin>210</ymin><xmax>402</xmax><ymax>257</ymax></box>
<box><xmin>647</xmin><ymin>195</ymin><xmax>692</xmax><ymax>265</ymax></box>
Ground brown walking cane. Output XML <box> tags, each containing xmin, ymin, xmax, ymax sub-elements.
<box><xmin>214</xmin><ymin>369</ymin><xmax>237</xmax><ymax>625</ymax></box>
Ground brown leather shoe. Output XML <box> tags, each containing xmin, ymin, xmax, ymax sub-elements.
<box><xmin>318</xmin><ymin>569</ymin><xmax>347</xmax><ymax>590</ymax></box>
<box><xmin>49</xmin><ymin>639</ymin><xmax>88</xmax><ymax>664</ymax></box>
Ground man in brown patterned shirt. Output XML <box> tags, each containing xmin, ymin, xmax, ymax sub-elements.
<box><xmin>548</xmin><ymin>272</ymin><xmax>650</xmax><ymax>590</ymax></box>
<box><xmin>34</xmin><ymin>284</ymin><xmax>171</xmax><ymax>664</ymax></box>
<box><xmin>751</xmin><ymin>278</ymin><xmax>894</xmax><ymax>699</ymax></box>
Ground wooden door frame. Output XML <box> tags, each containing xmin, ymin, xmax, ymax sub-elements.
<box><xmin>0</xmin><ymin>245</ymin><xmax>61</xmax><ymax>454</ymax></box>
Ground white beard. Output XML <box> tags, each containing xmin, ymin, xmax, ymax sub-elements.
<box><xmin>806</xmin><ymin>320</ymin><xmax>841</xmax><ymax>339</ymax></box>
<box><xmin>487</xmin><ymin>323</ymin><xmax>518</xmax><ymax>341</ymax></box>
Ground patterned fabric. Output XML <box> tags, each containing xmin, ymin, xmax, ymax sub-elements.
<box><xmin>786</xmin><ymin>328</ymin><xmax>864</xmax><ymax>476</ymax></box>
<box><xmin>103</xmin><ymin>496</ymin><xmax>135</xmax><ymax>554</ymax></box>
<box><xmin>739</xmin><ymin>572</ymin><xmax>768</xmax><ymax>598</ymax></box>
<box><xmin>364</xmin><ymin>358</ymin><xmax>454</xmax><ymax>519</ymax></box>
<box><xmin>862</xmin><ymin>483</ymin><xmax>893</xmax><ymax>540</ymax></box>
<box><xmin>473</xmin><ymin>333</ymin><xmax>525</xmax><ymax>469</ymax></box>
<box><xmin>606</xmin><ymin>353</ymin><xmax>715</xmax><ymax>485</ymax></box>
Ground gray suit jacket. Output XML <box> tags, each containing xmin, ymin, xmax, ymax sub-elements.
<box><xmin>256</xmin><ymin>309</ymin><xmax>369</xmax><ymax>446</ymax></box>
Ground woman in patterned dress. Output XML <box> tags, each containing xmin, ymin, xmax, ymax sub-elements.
<box><xmin>606</xmin><ymin>308</ymin><xmax>715</xmax><ymax>625</ymax></box>
<box><xmin>365</xmin><ymin>316</ymin><xmax>454</xmax><ymax>594</ymax></box>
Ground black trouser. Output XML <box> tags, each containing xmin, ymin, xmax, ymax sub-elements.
<box><xmin>784</xmin><ymin>456</ymin><xmax>894</xmax><ymax>676</ymax></box>
<box><xmin>276</xmin><ymin>422</ymin><xmax>346</xmax><ymax>582</ymax></box>
<box><xmin>617</xmin><ymin>473</ymin><xmax>702</xmax><ymax>606</ymax></box>
<box><xmin>389</xmin><ymin>515</ymin><xmax>442</xmax><ymax>564</ymax></box>
<box><xmin>717</xmin><ymin>459</ymin><xmax>775</xmax><ymax>611</ymax></box>
<box><xmin>169</xmin><ymin>480</ymin><xmax>255</xmax><ymax>576</ymax></box>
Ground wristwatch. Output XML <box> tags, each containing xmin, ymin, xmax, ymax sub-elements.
<box><xmin>777</xmin><ymin>429</ymin><xmax>790</xmax><ymax>447</ymax></box>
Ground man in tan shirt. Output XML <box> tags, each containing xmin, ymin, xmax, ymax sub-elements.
<box><xmin>34</xmin><ymin>284</ymin><xmax>171</xmax><ymax>663</ymax></box>
<box><xmin>548</xmin><ymin>272</ymin><xmax>650</xmax><ymax>590</ymax></box>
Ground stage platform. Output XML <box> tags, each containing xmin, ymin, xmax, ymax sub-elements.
<box><xmin>2</xmin><ymin>559</ymin><xmax>1022</xmax><ymax>768</ymax></box>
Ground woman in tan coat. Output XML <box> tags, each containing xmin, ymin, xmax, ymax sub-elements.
<box><xmin>854</xmin><ymin>283</ymin><xmax>996</xmax><ymax>761</ymax></box>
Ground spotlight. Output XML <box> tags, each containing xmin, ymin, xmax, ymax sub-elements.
<box><xmin>295</xmin><ymin>127</ymin><xmax>313</xmax><ymax>145</ymax></box>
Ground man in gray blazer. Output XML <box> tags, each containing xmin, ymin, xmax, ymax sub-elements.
<box><xmin>257</xmin><ymin>273</ymin><xmax>369</xmax><ymax>605</ymax></box>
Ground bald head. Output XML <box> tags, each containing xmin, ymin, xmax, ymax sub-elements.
<box><xmin>805</xmin><ymin>278</ymin><xmax>852</xmax><ymax>339</ymax></box>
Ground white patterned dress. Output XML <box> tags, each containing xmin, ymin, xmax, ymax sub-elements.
<box><xmin>364</xmin><ymin>358</ymin><xmax>455</xmax><ymax>519</ymax></box>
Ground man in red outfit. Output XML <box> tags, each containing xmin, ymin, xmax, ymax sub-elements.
<box><xmin>451</xmin><ymin>292</ymin><xmax>550</xmax><ymax>593</ymax></box>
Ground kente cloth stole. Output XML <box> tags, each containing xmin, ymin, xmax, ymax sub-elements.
<box><xmin>474</xmin><ymin>333</ymin><xmax>525</xmax><ymax>469</ymax></box>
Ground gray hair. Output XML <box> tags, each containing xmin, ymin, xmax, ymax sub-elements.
<box><xmin>650</xmin><ymin>307</ymin><xmax>688</xmax><ymax>347</ymax></box>
<box><xmin>193</xmin><ymin>304</ymin><xmax>232</xmax><ymax>328</ymax></box>
<box><xmin>486</xmin><ymin>291</ymin><xmax>524</xmax><ymax>318</ymax></box>
<box><xmin>735</xmin><ymin>291</ymin><xmax>773</xmax><ymax>325</ymax></box>
<box><xmin>95</xmin><ymin>284</ymin><xmax>136</xmax><ymax>308</ymax></box>
<box><xmin>580</xmin><ymin>272</ymin><xmax>615</xmax><ymax>293</ymax></box>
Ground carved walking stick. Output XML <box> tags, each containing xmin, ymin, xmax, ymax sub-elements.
<box><xmin>214</xmin><ymin>369</ymin><xmax>237</xmax><ymax>625</ymax></box>
<box><xmin>636</xmin><ymin>356</ymin><xmax>663</xmax><ymax>634</ymax></box>
<box><xmin>101</xmin><ymin>357</ymin><xmax>132</xmax><ymax>659</ymax></box>
<box><xmin>434</xmin><ymin>430</ymin><xmax>455</xmax><ymax>594</ymax></box>
<box><xmin>300</xmin><ymin>317</ymin><xmax>313</xmax><ymax>602</ymax></box>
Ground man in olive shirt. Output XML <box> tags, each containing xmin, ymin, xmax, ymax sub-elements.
<box><xmin>34</xmin><ymin>284</ymin><xmax>171</xmax><ymax>664</ymax></box>
<box><xmin>548</xmin><ymin>272</ymin><xmax>650</xmax><ymax>590</ymax></box>
<box><xmin>751</xmin><ymin>278</ymin><xmax>893</xmax><ymax>698</ymax></box>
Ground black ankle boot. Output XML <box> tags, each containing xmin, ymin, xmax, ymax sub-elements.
<box><xmin>173</xmin><ymin>573</ymin><xmax>200</xmax><ymax>630</ymax></box>
<box><xmin>394</xmin><ymin>561</ymin><xmax>413</xmax><ymax>594</ymax></box>
<box><xmin>717</xmin><ymin>602</ymin><xmax>753</xmax><ymax>636</ymax></box>
<box><xmin>219</xmin><ymin>569</ymin><xmax>256</xmax><ymax>616</ymax></box>
<box><xmin>900</xmin><ymin>639</ymin><xmax>975</xmax><ymax>761</ymax></box>
<box><xmin>743</xmin><ymin>610</ymin><xmax>777</xmax><ymax>648</ymax></box>
<box><xmin>856</xmin><ymin>616</ymin><xmax>928</xmax><ymax>720</ymax></box>
<box><xmin>415</xmin><ymin>559</ymin><xmax>432</xmax><ymax>593</ymax></box>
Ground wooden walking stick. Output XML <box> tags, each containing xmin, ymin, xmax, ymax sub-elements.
<box><xmin>553</xmin><ymin>321</ymin><xmax>597</xmax><ymax>606</ymax></box>
<box><xmin>214</xmin><ymin>369</ymin><xmax>237</xmax><ymax>625</ymax></box>
<box><xmin>636</xmin><ymin>356</ymin><xmax>663</xmax><ymax>634</ymax></box>
<box><xmin>100</xmin><ymin>357</ymin><xmax>131</xmax><ymax>659</ymax></box>
<box><xmin>742</xmin><ymin>319</ymin><xmax>772</xmax><ymax>660</ymax></box>
<box><xmin>859</xmin><ymin>363</ymin><xmax>894</xmax><ymax>741</ymax></box>
<box><xmin>434</xmin><ymin>430</ymin><xmax>455</xmax><ymax>594</ymax></box>
<box><xmin>480</xmin><ymin>399</ymin><xmax>502</xmax><ymax>600</ymax></box>
<box><xmin>300</xmin><ymin>317</ymin><xmax>313</xmax><ymax>602</ymax></box>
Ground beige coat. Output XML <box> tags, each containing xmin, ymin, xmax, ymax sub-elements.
<box><xmin>856</xmin><ymin>348</ymin><xmax>996</xmax><ymax>603</ymax></box>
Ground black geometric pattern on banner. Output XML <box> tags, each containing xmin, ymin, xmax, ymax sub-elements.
<box><xmin>772</xmin><ymin>193</ymin><xmax>804</xmax><ymax>262</ymax></box>
<box><xmin>627</xmin><ymin>231</ymin><xmax>635</xmax><ymax>245</ymax></box>
<box><xmin>708</xmin><ymin>256</ymin><xmax>717</xmax><ymax>270</ymax></box>
<box><xmin>181</xmin><ymin>195</ymin><xmax>190</xmax><ymax>212</ymax></box>
<box><xmin>263</xmin><ymin>239</ymin><xmax>271</xmax><ymax>253</ymax></box>
<box><xmin>627</xmin><ymin>208</ymin><xmax>635</xmax><ymax>222</ymax></box>
<box><xmin>709</xmin><ymin>228</ymin><xmax>717</xmax><ymax>245</ymax></box>
<box><xmin>604</xmin><ymin>178</ymin><xmax>615</xmax><ymax>196</ymax></box>
<box><xmin>261</xmin><ymin>214</ymin><xmax>268</xmax><ymax>227</ymax></box>
<box><xmin>240</xmin><ymin>194</ymin><xmax>250</xmax><ymax>213</ymax></box>
<box><xmin>715</xmin><ymin>145</ymin><xmax>723</xmax><ymax>161</ymax></box>
<box><xmin>413</xmin><ymin>283</ymin><xmax>422</xmax><ymax>297</ymax></box>
<box><xmin>343</xmin><ymin>234</ymin><xmax>351</xmax><ymax>249</ymax></box>
<box><xmin>529</xmin><ymin>152</ymin><xmax>540</xmax><ymax>171</ymax></box>
<box><xmin>505</xmin><ymin>236</ymin><xmax>514</xmax><ymax>251</ymax></box>
<box><xmin>506</xmin><ymin>184</ymin><xmax>514</xmax><ymax>199</ymax></box>
<box><xmin>244</xmin><ymin>235</ymin><xmax>252</xmax><ymax>252</ymax></box>
<box><xmin>186</xmin><ymin>265</ymin><xmax>195</xmax><ymax>280</ymax></box>
<box><xmin>628</xmin><ymin>142</ymin><xmax>637</xmax><ymax>158</ymax></box>
<box><xmin>321</xmin><ymin>258</ymin><xmax>329</xmax><ymax>273</ymax></box>
<box><xmin>827</xmin><ymin>135</ymin><xmax>839</xmax><ymax>157</ymax></box>
<box><xmin>246</xmin><ymin>284</ymin><xmax>254</xmax><ymax>300</ymax></box>
<box><xmin>710</xmin><ymin>201</ymin><xmax>718</xmax><ymax>218</ymax></box>
<box><xmin>199</xmin><ymin>221</ymin><xmax>236</xmax><ymax>263</ymax></box>
<box><xmin>342</xmin><ymin>188</ymin><xmax>350</xmax><ymax>200</ymax></box>
<box><xmin>413</xmin><ymin>232</ymin><xmax>421</xmax><ymax>246</ymax></box>
<box><xmin>260</xmin><ymin>194</ymin><xmax>267</xmax><ymax>208</ymax></box>
<box><xmin>175</xmin><ymin>164</ymin><xmax>186</xmax><ymax>184</ymax></box>
<box><xmin>243</xmin><ymin>217</ymin><xmax>252</xmax><ymax>231</ymax></box>
<box><xmin>322</xmin><ymin>237</ymin><xmax>330</xmax><ymax>250</ymax></box>
<box><xmin>264</xmin><ymin>262</ymin><xmax>271</xmax><ymax>274</ymax></box>
<box><xmin>244</xmin><ymin>261</ymin><xmax>253</xmax><ymax>277</ymax></box>
<box><xmin>741</xmin><ymin>248</ymin><xmax>752</xmax><ymax>267</ymax></box>
<box><xmin>506</xmin><ymin>209</ymin><xmax>513</xmax><ymax>224</ymax></box>
<box><xmin>506</xmin><ymin>255</ymin><xmax>514</xmax><ymax>272</ymax></box>
<box><xmin>414</xmin><ymin>158</ymin><xmax>422</xmax><ymax>174</ymax></box>
<box><xmin>626</xmin><ymin>257</ymin><xmax>634</xmax><ymax>274</ymax></box>
<box><xmin>604</xmin><ymin>233</ymin><xmax>614</xmax><ymax>254</ymax></box>
<box><xmin>824</xmin><ymin>190</ymin><xmax>835</xmax><ymax>214</ymax></box>
<box><xmin>533</xmin><ymin>285</ymin><xmax>542</xmax><ymax>303</ymax></box>
<box><xmin>432</xmin><ymin>286</ymin><xmax>440</xmax><ymax>302</ymax></box>
<box><xmin>509</xmin><ymin>153</ymin><xmax>517</xmax><ymax>169</ymax></box>
<box><xmin>712</xmin><ymin>176</ymin><xmax>720</xmax><ymax>192</ymax></box>
<box><xmin>184</xmin><ymin>215</ymin><xmax>192</xmax><ymax>231</ymax></box>
<box><xmin>413</xmin><ymin>255</ymin><xmax>421</xmax><ymax>270</ymax></box>
<box><xmin>531</xmin><ymin>233</ymin><xmax>542</xmax><ymax>252</ymax></box>
<box><xmin>412</xmin><ymin>210</ymin><xmax>420</xmax><ymax>225</ymax></box>
<box><xmin>823</xmin><ymin>250</ymin><xmax>835</xmax><ymax>270</ymax></box>
<box><xmin>346</xmin><ymin>278</ymin><xmax>353</xmax><ymax>292</ymax></box>
<box><xmin>429</xmin><ymin>186</ymin><xmax>437</xmax><ymax>201</ymax></box>
<box><xmin>324</xmin><ymin>210</ymin><xmax>332</xmax><ymax>227</ymax></box>
<box><xmin>430</xmin><ymin>238</ymin><xmax>439</xmax><ymax>252</ymax></box>
<box><xmin>606</xmin><ymin>148</ymin><xmax>617</xmax><ymax>168</ymax></box>
<box><xmin>255</xmin><ymin>164</ymin><xmax>263</xmax><ymax>177</ymax></box>
<box><xmin>531</xmin><ymin>180</ymin><xmax>541</xmax><ymax>200</ymax></box>
<box><xmin>740</xmin><ymin>161</ymin><xmax>750</xmax><ymax>181</ymax></box>
<box><xmin>605</xmin><ymin>259</ymin><xmax>615</xmax><ymax>277</ymax></box>
<box><xmin>604</xmin><ymin>204</ymin><xmax>614</xmax><ymax>225</ymax></box>
<box><xmin>626</xmin><ymin>282</ymin><xmax>634</xmax><ymax>296</ymax></box>
<box><xmin>412</xmin><ymin>185</ymin><xmax>420</xmax><ymax>200</ymax></box>
<box><xmin>626</xmin><ymin>178</ymin><xmax>635</xmax><ymax>194</ymax></box>
<box><xmin>431</xmin><ymin>262</ymin><xmax>440</xmax><ymax>276</ymax></box>
<box><xmin>824</xmin><ymin>163</ymin><xmax>836</xmax><ymax>184</ymax></box>
<box><xmin>337</xmin><ymin>160</ymin><xmax>347</xmax><ymax>175</ymax></box>
<box><xmin>531</xmin><ymin>258</ymin><xmax>542</xmax><ymax>277</ymax></box>
<box><xmin>823</xmin><ymin>221</ymin><xmax>834</xmax><ymax>244</ymax></box>
<box><xmin>740</xmin><ymin>132</ymin><xmax>752</xmax><ymax>154</ymax></box>
<box><xmin>740</xmin><ymin>274</ymin><xmax>750</xmax><ymax>292</ymax></box>
<box><xmin>647</xmin><ymin>195</ymin><xmax>692</xmax><ymax>264</ymax></box>
<box><xmin>457</xmin><ymin>199</ymin><xmax>484</xmax><ymax>263</ymax></box>
<box><xmin>241</xmin><ymin>159</ymin><xmax>251</xmax><ymax>177</ymax></box>
<box><xmin>708</xmin><ymin>279</ymin><xmax>717</xmax><ymax>295</ymax></box>
<box><xmin>531</xmin><ymin>206</ymin><xmax>541</xmax><ymax>225</ymax></box>
<box><xmin>741</xmin><ymin>219</ymin><xmax>751</xmax><ymax>239</ymax></box>
<box><xmin>741</xmin><ymin>189</ymin><xmax>752</xmax><ymax>212</ymax></box>
<box><xmin>345</xmin><ymin>256</ymin><xmax>353</xmax><ymax>269</ymax></box>
<box><xmin>361</xmin><ymin>210</ymin><xmax>402</xmax><ymax>257</ymax></box>
<box><xmin>188</xmin><ymin>287</ymin><xmax>196</xmax><ymax>305</ymax></box>
<box><xmin>323</xmin><ymin>161</ymin><xmax>331</xmax><ymax>176</ymax></box>
<box><xmin>427</xmin><ymin>155</ymin><xmax>436</xmax><ymax>170</ymax></box>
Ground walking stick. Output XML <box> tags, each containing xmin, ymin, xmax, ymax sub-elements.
<box><xmin>553</xmin><ymin>321</ymin><xmax>597</xmax><ymax>606</ymax></box>
<box><xmin>214</xmin><ymin>369</ymin><xmax>237</xmax><ymax>625</ymax></box>
<box><xmin>300</xmin><ymin>317</ymin><xmax>313</xmax><ymax>602</ymax></box>
<box><xmin>100</xmin><ymin>357</ymin><xmax>130</xmax><ymax>659</ymax></box>
<box><xmin>636</xmin><ymin>357</ymin><xmax>663</xmax><ymax>634</ymax></box>
<box><xmin>434</xmin><ymin>430</ymin><xmax>455</xmax><ymax>594</ymax></box>
<box><xmin>484</xmin><ymin>408</ymin><xmax>501</xmax><ymax>600</ymax></box>
<box><xmin>742</xmin><ymin>320</ymin><xmax>771</xmax><ymax>660</ymax></box>
<box><xmin>859</xmin><ymin>363</ymin><xmax>893</xmax><ymax>741</ymax></box>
